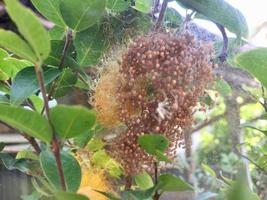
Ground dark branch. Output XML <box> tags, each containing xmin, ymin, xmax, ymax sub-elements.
<box><xmin>34</xmin><ymin>64</ymin><xmax>66</xmax><ymax>191</ymax></box>
<box><xmin>47</xmin><ymin>28</ymin><xmax>73</xmax><ymax>100</ymax></box>
<box><xmin>215</xmin><ymin>23</ymin><xmax>228</xmax><ymax>62</ymax></box>
<box><xmin>154</xmin><ymin>0</ymin><xmax>169</xmax><ymax>31</ymax></box>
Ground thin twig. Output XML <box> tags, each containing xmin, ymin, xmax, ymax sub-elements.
<box><xmin>47</xmin><ymin>28</ymin><xmax>73</xmax><ymax>100</ymax></box>
<box><xmin>34</xmin><ymin>64</ymin><xmax>66</xmax><ymax>191</ymax></box>
<box><xmin>23</xmin><ymin>135</ymin><xmax>41</xmax><ymax>154</ymax></box>
<box><xmin>153</xmin><ymin>162</ymin><xmax>161</xmax><ymax>200</ymax></box>
<box><xmin>125</xmin><ymin>175</ymin><xmax>132</xmax><ymax>190</ymax></box>
<box><xmin>238</xmin><ymin>153</ymin><xmax>267</xmax><ymax>175</ymax></box>
<box><xmin>215</xmin><ymin>22</ymin><xmax>228</xmax><ymax>62</ymax></box>
<box><xmin>154</xmin><ymin>0</ymin><xmax>169</xmax><ymax>31</ymax></box>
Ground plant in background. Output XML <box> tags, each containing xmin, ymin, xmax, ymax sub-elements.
<box><xmin>0</xmin><ymin>0</ymin><xmax>266</xmax><ymax>200</ymax></box>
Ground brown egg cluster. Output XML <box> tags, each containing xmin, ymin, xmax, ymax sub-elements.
<box><xmin>97</xmin><ymin>32</ymin><xmax>214</xmax><ymax>175</ymax></box>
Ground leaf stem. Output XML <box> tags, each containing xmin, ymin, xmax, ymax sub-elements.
<box><xmin>153</xmin><ymin>162</ymin><xmax>160</xmax><ymax>200</ymax></box>
<box><xmin>34</xmin><ymin>64</ymin><xmax>66</xmax><ymax>191</ymax></box>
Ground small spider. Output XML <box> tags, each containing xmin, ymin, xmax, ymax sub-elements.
<box><xmin>155</xmin><ymin>97</ymin><xmax>172</xmax><ymax>122</ymax></box>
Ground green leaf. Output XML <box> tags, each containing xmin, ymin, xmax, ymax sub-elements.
<box><xmin>157</xmin><ymin>174</ymin><xmax>193</xmax><ymax>192</ymax></box>
<box><xmin>138</xmin><ymin>134</ymin><xmax>169</xmax><ymax>161</ymax></box>
<box><xmin>45</xmin><ymin>40</ymin><xmax>79</xmax><ymax>69</ymax></box>
<box><xmin>0</xmin><ymin>30</ymin><xmax>37</xmax><ymax>62</ymax></box>
<box><xmin>235</xmin><ymin>48</ymin><xmax>267</xmax><ymax>89</ymax></box>
<box><xmin>30</xmin><ymin>0</ymin><xmax>66</xmax><ymax>27</ymax></box>
<box><xmin>201</xmin><ymin>163</ymin><xmax>216</xmax><ymax>177</ymax></box>
<box><xmin>0</xmin><ymin>83</ymin><xmax>9</xmax><ymax>94</ymax></box>
<box><xmin>215</xmin><ymin>79</ymin><xmax>232</xmax><ymax>96</ymax></box>
<box><xmin>54</xmin><ymin>192</ymin><xmax>89</xmax><ymax>200</ymax></box>
<box><xmin>60</xmin><ymin>0</ymin><xmax>106</xmax><ymax>32</ymax></box>
<box><xmin>5</xmin><ymin>0</ymin><xmax>51</xmax><ymax>61</ymax></box>
<box><xmin>227</xmin><ymin>170</ymin><xmax>261</xmax><ymax>200</ymax></box>
<box><xmin>29</xmin><ymin>95</ymin><xmax>44</xmax><ymax>113</ymax></box>
<box><xmin>177</xmin><ymin>0</ymin><xmax>248</xmax><ymax>39</ymax></box>
<box><xmin>135</xmin><ymin>171</ymin><xmax>154</xmax><ymax>190</ymax></box>
<box><xmin>50</xmin><ymin>105</ymin><xmax>96</xmax><ymax>140</ymax></box>
<box><xmin>10</xmin><ymin>66</ymin><xmax>61</xmax><ymax>105</ymax></box>
<box><xmin>107</xmin><ymin>0</ymin><xmax>130</xmax><ymax>12</ymax></box>
<box><xmin>54</xmin><ymin>68</ymin><xmax>77</xmax><ymax>98</ymax></box>
<box><xmin>0</xmin><ymin>105</ymin><xmax>52</xmax><ymax>143</ymax></box>
<box><xmin>16</xmin><ymin>150</ymin><xmax>39</xmax><ymax>161</ymax></box>
<box><xmin>0</xmin><ymin>142</ymin><xmax>5</xmax><ymax>152</ymax></box>
<box><xmin>164</xmin><ymin>7</ymin><xmax>183</xmax><ymax>28</ymax></box>
<box><xmin>74</xmin><ymin>25</ymin><xmax>106</xmax><ymax>67</ymax></box>
<box><xmin>132</xmin><ymin>0</ymin><xmax>153</xmax><ymax>13</ymax></box>
<box><xmin>49</xmin><ymin>26</ymin><xmax>66</xmax><ymax>40</ymax></box>
<box><xmin>0</xmin><ymin>94</ymin><xmax>9</xmax><ymax>103</ymax></box>
<box><xmin>40</xmin><ymin>150</ymin><xmax>81</xmax><ymax>192</ymax></box>
<box><xmin>0</xmin><ymin>57</ymin><xmax>31</xmax><ymax>79</ymax></box>
<box><xmin>0</xmin><ymin>69</ymin><xmax>9</xmax><ymax>81</ymax></box>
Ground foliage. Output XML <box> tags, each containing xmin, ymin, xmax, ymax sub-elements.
<box><xmin>0</xmin><ymin>0</ymin><xmax>266</xmax><ymax>200</ymax></box>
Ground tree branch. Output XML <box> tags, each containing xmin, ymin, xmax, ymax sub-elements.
<box><xmin>215</xmin><ymin>22</ymin><xmax>228</xmax><ymax>62</ymax></box>
<box><xmin>154</xmin><ymin>0</ymin><xmax>169</xmax><ymax>31</ymax></box>
<box><xmin>34</xmin><ymin>64</ymin><xmax>66</xmax><ymax>191</ymax></box>
<box><xmin>47</xmin><ymin>28</ymin><xmax>73</xmax><ymax>100</ymax></box>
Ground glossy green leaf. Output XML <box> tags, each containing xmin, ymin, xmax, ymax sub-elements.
<box><xmin>74</xmin><ymin>25</ymin><xmax>106</xmax><ymax>67</ymax></box>
<box><xmin>5</xmin><ymin>0</ymin><xmax>51</xmax><ymax>61</ymax></box>
<box><xmin>132</xmin><ymin>0</ymin><xmax>153</xmax><ymax>13</ymax></box>
<box><xmin>236</xmin><ymin>48</ymin><xmax>267</xmax><ymax>89</ymax></box>
<box><xmin>177</xmin><ymin>0</ymin><xmax>248</xmax><ymax>39</ymax></box>
<box><xmin>55</xmin><ymin>192</ymin><xmax>89</xmax><ymax>200</ymax></box>
<box><xmin>138</xmin><ymin>134</ymin><xmax>169</xmax><ymax>161</ymax></box>
<box><xmin>29</xmin><ymin>95</ymin><xmax>44</xmax><ymax>113</ymax></box>
<box><xmin>16</xmin><ymin>150</ymin><xmax>39</xmax><ymax>161</ymax></box>
<box><xmin>157</xmin><ymin>174</ymin><xmax>193</xmax><ymax>192</ymax></box>
<box><xmin>215</xmin><ymin>79</ymin><xmax>232</xmax><ymax>96</ymax></box>
<box><xmin>0</xmin><ymin>105</ymin><xmax>52</xmax><ymax>143</ymax></box>
<box><xmin>0</xmin><ymin>142</ymin><xmax>5</xmax><ymax>152</ymax></box>
<box><xmin>0</xmin><ymin>82</ymin><xmax>9</xmax><ymax>94</ymax></box>
<box><xmin>40</xmin><ymin>150</ymin><xmax>81</xmax><ymax>192</ymax></box>
<box><xmin>0</xmin><ymin>70</ymin><xmax>9</xmax><ymax>81</ymax></box>
<box><xmin>45</xmin><ymin>40</ymin><xmax>79</xmax><ymax>69</ymax></box>
<box><xmin>49</xmin><ymin>26</ymin><xmax>66</xmax><ymax>40</ymax></box>
<box><xmin>0</xmin><ymin>30</ymin><xmax>37</xmax><ymax>62</ymax></box>
<box><xmin>227</xmin><ymin>170</ymin><xmax>261</xmax><ymax>200</ymax></box>
<box><xmin>10</xmin><ymin>66</ymin><xmax>61</xmax><ymax>105</ymax></box>
<box><xmin>0</xmin><ymin>57</ymin><xmax>31</xmax><ymax>79</ymax></box>
<box><xmin>107</xmin><ymin>0</ymin><xmax>130</xmax><ymax>12</ymax></box>
<box><xmin>50</xmin><ymin>105</ymin><xmax>96</xmax><ymax>139</ymax></box>
<box><xmin>164</xmin><ymin>7</ymin><xmax>183</xmax><ymax>28</ymax></box>
<box><xmin>60</xmin><ymin>0</ymin><xmax>106</xmax><ymax>32</ymax></box>
<box><xmin>135</xmin><ymin>171</ymin><xmax>154</xmax><ymax>190</ymax></box>
<box><xmin>0</xmin><ymin>94</ymin><xmax>9</xmax><ymax>103</ymax></box>
<box><xmin>30</xmin><ymin>0</ymin><xmax>66</xmax><ymax>27</ymax></box>
<box><xmin>54</xmin><ymin>68</ymin><xmax>77</xmax><ymax>98</ymax></box>
<box><xmin>201</xmin><ymin>163</ymin><xmax>216</xmax><ymax>177</ymax></box>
